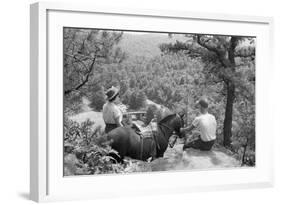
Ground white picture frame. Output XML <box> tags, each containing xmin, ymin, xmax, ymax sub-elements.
<box><xmin>30</xmin><ymin>1</ymin><xmax>274</xmax><ymax>202</ymax></box>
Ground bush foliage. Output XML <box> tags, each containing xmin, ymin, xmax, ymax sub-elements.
<box><xmin>64</xmin><ymin>119</ymin><xmax>125</xmax><ymax>175</ymax></box>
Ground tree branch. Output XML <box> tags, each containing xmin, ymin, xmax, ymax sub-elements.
<box><xmin>196</xmin><ymin>35</ymin><xmax>228</xmax><ymax>67</ymax></box>
<box><xmin>64</xmin><ymin>55</ymin><xmax>97</xmax><ymax>95</ymax></box>
<box><xmin>65</xmin><ymin>53</ymin><xmax>90</xmax><ymax>71</ymax></box>
<box><xmin>197</xmin><ymin>35</ymin><xmax>220</xmax><ymax>55</ymax></box>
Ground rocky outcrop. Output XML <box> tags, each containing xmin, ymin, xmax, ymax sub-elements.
<box><xmin>150</xmin><ymin>144</ymin><xmax>240</xmax><ymax>172</ymax></box>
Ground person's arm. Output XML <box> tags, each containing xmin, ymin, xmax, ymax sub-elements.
<box><xmin>180</xmin><ymin>124</ymin><xmax>195</xmax><ymax>133</ymax></box>
<box><xmin>180</xmin><ymin>117</ymin><xmax>199</xmax><ymax>134</ymax></box>
<box><xmin>113</xmin><ymin>106</ymin><xmax>123</xmax><ymax>127</ymax></box>
<box><xmin>114</xmin><ymin>117</ymin><xmax>123</xmax><ymax>127</ymax></box>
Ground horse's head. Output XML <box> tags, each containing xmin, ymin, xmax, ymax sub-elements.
<box><xmin>174</xmin><ymin>112</ymin><xmax>185</xmax><ymax>137</ymax></box>
<box><xmin>158</xmin><ymin>113</ymin><xmax>184</xmax><ymax>137</ymax></box>
<box><xmin>155</xmin><ymin>113</ymin><xmax>185</xmax><ymax>156</ymax></box>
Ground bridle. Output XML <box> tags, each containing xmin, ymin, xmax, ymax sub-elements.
<box><xmin>156</xmin><ymin>114</ymin><xmax>183</xmax><ymax>148</ymax></box>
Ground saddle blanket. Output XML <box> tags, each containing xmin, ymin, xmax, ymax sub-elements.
<box><xmin>139</xmin><ymin>126</ymin><xmax>154</xmax><ymax>138</ymax></box>
<box><xmin>134</xmin><ymin>121</ymin><xmax>154</xmax><ymax>138</ymax></box>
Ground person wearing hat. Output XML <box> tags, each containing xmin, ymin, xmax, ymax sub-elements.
<box><xmin>180</xmin><ymin>97</ymin><xmax>217</xmax><ymax>151</ymax></box>
<box><xmin>102</xmin><ymin>86</ymin><xmax>123</xmax><ymax>133</ymax></box>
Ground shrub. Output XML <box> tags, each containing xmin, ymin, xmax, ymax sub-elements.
<box><xmin>64</xmin><ymin>118</ymin><xmax>125</xmax><ymax>175</ymax></box>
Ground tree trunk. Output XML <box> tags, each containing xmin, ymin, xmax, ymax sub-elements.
<box><xmin>223</xmin><ymin>82</ymin><xmax>235</xmax><ymax>147</ymax></box>
<box><xmin>223</xmin><ymin>37</ymin><xmax>237</xmax><ymax>147</ymax></box>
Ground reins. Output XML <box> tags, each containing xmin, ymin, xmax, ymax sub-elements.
<box><xmin>157</xmin><ymin>114</ymin><xmax>181</xmax><ymax>148</ymax></box>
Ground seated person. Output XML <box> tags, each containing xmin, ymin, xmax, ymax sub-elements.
<box><xmin>180</xmin><ymin>98</ymin><xmax>217</xmax><ymax>151</ymax></box>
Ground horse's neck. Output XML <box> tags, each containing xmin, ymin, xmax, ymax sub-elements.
<box><xmin>163</xmin><ymin>124</ymin><xmax>172</xmax><ymax>134</ymax></box>
<box><xmin>158</xmin><ymin>122</ymin><xmax>173</xmax><ymax>141</ymax></box>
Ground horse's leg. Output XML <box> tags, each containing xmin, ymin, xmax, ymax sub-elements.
<box><xmin>149</xmin><ymin>140</ymin><xmax>157</xmax><ymax>161</ymax></box>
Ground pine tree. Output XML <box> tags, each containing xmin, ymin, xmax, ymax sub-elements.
<box><xmin>160</xmin><ymin>35</ymin><xmax>255</xmax><ymax>147</ymax></box>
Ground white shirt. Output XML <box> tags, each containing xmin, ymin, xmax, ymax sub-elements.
<box><xmin>192</xmin><ymin>112</ymin><xmax>217</xmax><ymax>142</ymax></box>
<box><xmin>102</xmin><ymin>102</ymin><xmax>123</xmax><ymax>124</ymax></box>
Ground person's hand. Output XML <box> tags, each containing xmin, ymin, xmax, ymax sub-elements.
<box><xmin>180</xmin><ymin>128</ymin><xmax>185</xmax><ymax>133</ymax></box>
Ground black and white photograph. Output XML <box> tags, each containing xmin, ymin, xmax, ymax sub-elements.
<box><xmin>63</xmin><ymin>28</ymin><xmax>256</xmax><ymax>176</ymax></box>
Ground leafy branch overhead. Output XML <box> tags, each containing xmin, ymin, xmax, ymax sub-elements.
<box><xmin>64</xmin><ymin>29</ymin><xmax>126</xmax><ymax>95</ymax></box>
<box><xmin>160</xmin><ymin>34</ymin><xmax>255</xmax><ymax>95</ymax></box>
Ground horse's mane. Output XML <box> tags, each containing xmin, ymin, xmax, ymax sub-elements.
<box><xmin>158</xmin><ymin>113</ymin><xmax>176</xmax><ymax>124</ymax></box>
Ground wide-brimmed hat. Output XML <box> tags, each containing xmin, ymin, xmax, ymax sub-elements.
<box><xmin>105</xmin><ymin>86</ymin><xmax>119</xmax><ymax>101</ymax></box>
<box><xmin>196</xmin><ymin>97</ymin><xmax>208</xmax><ymax>108</ymax></box>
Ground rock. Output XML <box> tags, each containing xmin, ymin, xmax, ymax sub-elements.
<box><xmin>150</xmin><ymin>144</ymin><xmax>240</xmax><ymax>172</ymax></box>
<box><xmin>181</xmin><ymin>147</ymin><xmax>241</xmax><ymax>169</ymax></box>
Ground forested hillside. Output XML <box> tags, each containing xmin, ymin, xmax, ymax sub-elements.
<box><xmin>63</xmin><ymin>28</ymin><xmax>255</xmax><ymax>175</ymax></box>
<box><xmin>119</xmin><ymin>33</ymin><xmax>187</xmax><ymax>59</ymax></box>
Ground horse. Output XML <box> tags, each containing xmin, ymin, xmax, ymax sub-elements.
<box><xmin>105</xmin><ymin>113</ymin><xmax>184</xmax><ymax>163</ymax></box>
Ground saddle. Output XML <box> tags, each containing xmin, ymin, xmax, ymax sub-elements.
<box><xmin>131</xmin><ymin>123</ymin><xmax>156</xmax><ymax>160</ymax></box>
<box><xmin>131</xmin><ymin>123</ymin><xmax>154</xmax><ymax>139</ymax></box>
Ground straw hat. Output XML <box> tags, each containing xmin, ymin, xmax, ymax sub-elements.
<box><xmin>105</xmin><ymin>86</ymin><xmax>119</xmax><ymax>101</ymax></box>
